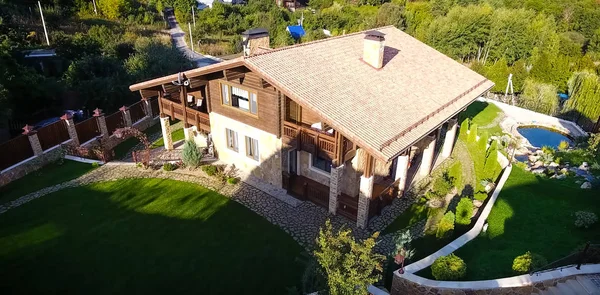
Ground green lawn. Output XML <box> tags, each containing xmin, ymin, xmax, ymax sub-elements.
<box><xmin>460</xmin><ymin>101</ymin><xmax>504</xmax><ymax>136</ymax></box>
<box><xmin>451</xmin><ymin>166</ymin><xmax>600</xmax><ymax>280</ymax></box>
<box><xmin>112</xmin><ymin>123</ymin><xmax>162</xmax><ymax>159</ymax></box>
<box><xmin>0</xmin><ymin>160</ymin><xmax>95</xmax><ymax>206</ymax></box>
<box><xmin>0</xmin><ymin>178</ymin><xmax>304</xmax><ymax>294</ymax></box>
<box><xmin>151</xmin><ymin>128</ymin><xmax>185</xmax><ymax>149</ymax></box>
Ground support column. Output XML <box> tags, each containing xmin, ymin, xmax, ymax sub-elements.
<box><xmin>419</xmin><ymin>134</ymin><xmax>437</xmax><ymax>176</ymax></box>
<box><xmin>357</xmin><ymin>153</ymin><xmax>374</xmax><ymax>229</ymax></box>
<box><xmin>120</xmin><ymin>105</ymin><xmax>133</xmax><ymax>127</ymax></box>
<box><xmin>141</xmin><ymin>98</ymin><xmax>153</xmax><ymax>118</ymax></box>
<box><xmin>93</xmin><ymin>108</ymin><xmax>109</xmax><ymax>138</ymax></box>
<box><xmin>395</xmin><ymin>154</ymin><xmax>410</xmax><ymax>195</ymax></box>
<box><xmin>61</xmin><ymin>113</ymin><xmax>79</xmax><ymax>146</ymax></box>
<box><xmin>442</xmin><ymin>118</ymin><xmax>458</xmax><ymax>158</ymax></box>
<box><xmin>328</xmin><ymin>164</ymin><xmax>344</xmax><ymax>215</ymax></box>
<box><xmin>183</xmin><ymin>126</ymin><xmax>196</xmax><ymax>142</ymax></box>
<box><xmin>160</xmin><ymin>116</ymin><xmax>173</xmax><ymax>150</ymax></box>
<box><xmin>23</xmin><ymin>125</ymin><xmax>43</xmax><ymax>156</ymax></box>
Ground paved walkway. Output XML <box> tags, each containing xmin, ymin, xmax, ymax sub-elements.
<box><xmin>165</xmin><ymin>10</ymin><xmax>220</xmax><ymax>68</ymax></box>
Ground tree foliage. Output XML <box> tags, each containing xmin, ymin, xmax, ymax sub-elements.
<box><xmin>182</xmin><ymin>140</ymin><xmax>202</xmax><ymax>168</ymax></box>
<box><xmin>455</xmin><ymin>197</ymin><xmax>473</xmax><ymax>225</ymax></box>
<box><xmin>563</xmin><ymin>71</ymin><xmax>600</xmax><ymax>125</ymax></box>
<box><xmin>314</xmin><ymin>220</ymin><xmax>384</xmax><ymax>295</ymax></box>
<box><xmin>436</xmin><ymin>211</ymin><xmax>455</xmax><ymax>239</ymax></box>
<box><xmin>519</xmin><ymin>79</ymin><xmax>560</xmax><ymax>116</ymax></box>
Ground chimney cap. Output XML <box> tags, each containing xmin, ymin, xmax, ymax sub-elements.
<box><xmin>242</xmin><ymin>28</ymin><xmax>269</xmax><ymax>37</ymax></box>
<box><xmin>364</xmin><ymin>30</ymin><xmax>385</xmax><ymax>41</ymax></box>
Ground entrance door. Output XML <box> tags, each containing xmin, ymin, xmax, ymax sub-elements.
<box><xmin>289</xmin><ymin>149</ymin><xmax>298</xmax><ymax>175</ymax></box>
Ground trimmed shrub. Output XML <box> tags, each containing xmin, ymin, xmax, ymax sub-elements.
<box><xmin>182</xmin><ymin>140</ymin><xmax>202</xmax><ymax>168</ymax></box>
<box><xmin>574</xmin><ymin>211</ymin><xmax>598</xmax><ymax>229</ymax></box>
<box><xmin>468</xmin><ymin>123</ymin><xmax>478</xmax><ymax>142</ymax></box>
<box><xmin>512</xmin><ymin>251</ymin><xmax>547</xmax><ymax>274</ymax></box>
<box><xmin>459</xmin><ymin>119</ymin><xmax>470</xmax><ymax>138</ymax></box>
<box><xmin>202</xmin><ymin>165</ymin><xmax>217</xmax><ymax>176</ymax></box>
<box><xmin>431</xmin><ymin>254</ymin><xmax>466</xmax><ymax>280</ymax></box>
<box><xmin>436</xmin><ymin>212</ymin><xmax>455</xmax><ymax>239</ymax></box>
<box><xmin>163</xmin><ymin>162</ymin><xmax>175</xmax><ymax>171</ymax></box>
<box><xmin>558</xmin><ymin>140</ymin><xmax>569</xmax><ymax>151</ymax></box>
<box><xmin>91</xmin><ymin>162</ymin><xmax>100</xmax><ymax>168</ymax></box>
<box><xmin>433</xmin><ymin>171</ymin><xmax>455</xmax><ymax>196</ymax></box>
<box><xmin>227</xmin><ymin>177</ymin><xmax>239</xmax><ymax>184</ymax></box>
<box><xmin>478</xmin><ymin>132</ymin><xmax>489</xmax><ymax>153</ymax></box>
<box><xmin>455</xmin><ymin>197</ymin><xmax>473</xmax><ymax>225</ymax></box>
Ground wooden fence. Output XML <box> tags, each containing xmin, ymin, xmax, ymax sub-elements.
<box><xmin>105</xmin><ymin>111</ymin><xmax>125</xmax><ymax>135</ymax></box>
<box><xmin>0</xmin><ymin>135</ymin><xmax>34</xmax><ymax>170</ymax></box>
<box><xmin>75</xmin><ymin>117</ymin><xmax>100</xmax><ymax>144</ymax></box>
<box><xmin>37</xmin><ymin>120</ymin><xmax>70</xmax><ymax>151</ymax></box>
<box><xmin>130</xmin><ymin>101</ymin><xmax>146</xmax><ymax>123</ymax></box>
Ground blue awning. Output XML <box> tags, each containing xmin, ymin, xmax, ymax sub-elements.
<box><xmin>287</xmin><ymin>25</ymin><xmax>306</xmax><ymax>40</ymax></box>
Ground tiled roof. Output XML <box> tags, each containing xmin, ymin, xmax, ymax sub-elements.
<box><xmin>245</xmin><ymin>26</ymin><xmax>494</xmax><ymax>161</ymax></box>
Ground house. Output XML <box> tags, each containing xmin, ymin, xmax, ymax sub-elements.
<box><xmin>129</xmin><ymin>26</ymin><xmax>494</xmax><ymax>228</ymax></box>
<box><xmin>277</xmin><ymin>0</ymin><xmax>298</xmax><ymax>11</ymax></box>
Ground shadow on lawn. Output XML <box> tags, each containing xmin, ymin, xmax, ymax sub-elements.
<box><xmin>0</xmin><ymin>179</ymin><xmax>304</xmax><ymax>295</ymax></box>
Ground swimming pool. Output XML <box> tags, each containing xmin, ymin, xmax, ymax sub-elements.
<box><xmin>517</xmin><ymin>126</ymin><xmax>573</xmax><ymax>149</ymax></box>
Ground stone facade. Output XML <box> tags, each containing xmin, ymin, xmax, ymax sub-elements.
<box><xmin>95</xmin><ymin>115</ymin><xmax>110</xmax><ymax>138</ymax></box>
<box><xmin>27</xmin><ymin>133</ymin><xmax>43</xmax><ymax>156</ymax></box>
<box><xmin>357</xmin><ymin>175</ymin><xmax>374</xmax><ymax>228</ymax></box>
<box><xmin>209</xmin><ymin>112</ymin><xmax>282</xmax><ymax>187</ymax></box>
<box><xmin>328</xmin><ymin>165</ymin><xmax>343</xmax><ymax>214</ymax></box>
<box><xmin>160</xmin><ymin>116</ymin><xmax>174</xmax><ymax>150</ymax></box>
<box><xmin>63</xmin><ymin>115</ymin><xmax>80</xmax><ymax>146</ymax></box>
<box><xmin>121</xmin><ymin>107</ymin><xmax>133</xmax><ymax>127</ymax></box>
<box><xmin>391</xmin><ymin>273</ymin><xmax>579</xmax><ymax>295</ymax></box>
<box><xmin>0</xmin><ymin>146</ymin><xmax>65</xmax><ymax>187</ymax></box>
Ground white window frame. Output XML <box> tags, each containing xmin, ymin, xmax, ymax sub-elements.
<box><xmin>245</xmin><ymin>136</ymin><xmax>259</xmax><ymax>162</ymax></box>
<box><xmin>309</xmin><ymin>153</ymin><xmax>331</xmax><ymax>177</ymax></box>
<box><xmin>220</xmin><ymin>82</ymin><xmax>258</xmax><ymax>115</ymax></box>
<box><xmin>226</xmin><ymin>128</ymin><xmax>238</xmax><ymax>152</ymax></box>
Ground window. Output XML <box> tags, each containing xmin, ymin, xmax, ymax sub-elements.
<box><xmin>226</xmin><ymin>129</ymin><xmax>238</xmax><ymax>152</ymax></box>
<box><xmin>245</xmin><ymin>136</ymin><xmax>259</xmax><ymax>161</ymax></box>
<box><xmin>221</xmin><ymin>83</ymin><xmax>258</xmax><ymax>115</ymax></box>
<box><xmin>311</xmin><ymin>154</ymin><xmax>332</xmax><ymax>174</ymax></box>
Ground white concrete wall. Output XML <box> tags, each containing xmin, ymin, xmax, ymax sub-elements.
<box><xmin>209</xmin><ymin>112</ymin><xmax>282</xmax><ymax>187</ymax></box>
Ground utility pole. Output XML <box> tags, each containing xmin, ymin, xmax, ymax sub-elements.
<box><xmin>38</xmin><ymin>1</ymin><xmax>50</xmax><ymax>46</ymax></box>
<box><xmin>192</xmin><ymin>6</ymin><xmax>196</xmax><ymax>27</ymax></box>
<box><xmin>92</xmin><ymin>0</ymin><xmax>98</xmax><ymax>15</ymax></box>
<box><xmin>188</xmin><ymin>23</ymin><xmax>194</xmax><ymax>52</ymax></box>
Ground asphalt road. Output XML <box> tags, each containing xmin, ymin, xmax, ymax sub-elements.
<box><xmin>166</xmin><ymin>11</ymin><xmax>221</xmax><ymax>68</ymax></box>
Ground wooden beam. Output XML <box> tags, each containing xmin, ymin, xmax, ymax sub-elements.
<box><xmin>333</xmin><ymin>132</ymin><xmax>344</xmax><ymax>167</ymax></box>
<box><xmin>180</xmin><ymin>84</ymin><xmax>189</xmax><ymax>127</ymax></box>
<box><xmin>205</xmin><ymin>82</ymin><xmax>212</xmax><ymax>113</ymax></box>
<box><xmin>363</xmin><ymin>153</ymin><xmax>374</xmax><ymax>178</ymax></box>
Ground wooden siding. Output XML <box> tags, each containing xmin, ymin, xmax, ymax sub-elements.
<box><xmin>208</xmin><ymin>71</ymin><xmax>280</xmax><ymax>136</ymax></box>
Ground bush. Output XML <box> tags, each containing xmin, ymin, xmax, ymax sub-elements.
<box><xmin>478</xmin><ymin>132</ymin><xmax>489</xmax><ymax>152</ymax></box>
<box><xmin>455</xmin><ymin>197</ymin><xmax>473</xmax><ymax>225</ymax></box>
<box><xmin>202</xmin><ymin>165</ymin><xmax>217</xmax><ymax>176</ymax></box>
<box><xmin>512</xmin><ymin>252</ymin><xmax>547</xmax><ymax>274</ymax></box>
<box><xmin>436</xmin><ymin>212</ymin><xmax>455</xmax><ymax>239</ymax></box>
<box><xmin>574</xmin><ymin>211</ymin><xmax>598</xmax><ymax>228</ymax></box>
<box><xmin>459</xmin><ymin>119</ymin><xmax>470</xmax><ymax>138</ymax></box>
<box><xmin>468</xmin><ymin>123</ymin><xmax>478</xmax><ymax>142</ymax></box>
<box><xmin>431</xmin><ymin>254</ymin><xmax>466</xmax><ymax>280</ymax></box>
<box><xmin>432</xmin><ymin>171</ymin><xmax>455</xmax><ymax>196</ymax></box>
<box><xmin>91</xmin><ymin>162</ymin><xmax>100</xmax><ymax>168</ymax></box>
<box><xmin>227</xmin><ymin>177</ymin><xmax>239</xmax><ymax>184</ymax></box>
<box><xmin>163</xmin><ymin>162</ymin><xmax>175</xmax><ymax>171</ymax></box>
<box><xmin>558</xmin><ymin>140</ymin><xmax>570</xmax><ymax>151</ymax></box>
<box><xmin>182</xmin><ymin>140</ymin><xmax>202</xmax><ymax>168</ymax></box>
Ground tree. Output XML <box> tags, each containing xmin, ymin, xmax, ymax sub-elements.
<box><xmin>455</xmin><ymin>197</ymin><xmax>473</xmax><ymax>225</ymax></box>
<box><xmin>436</xmin><ymin>212</ymin><xmax>455</xmax><ymax>239</ymax></box>
<box><xmin>375</xmin><ymin>3</ymin><xmax>406</xmax><ymax>29</ymax></box>
<box><xmin>97</xmin><ymin>0</ymin><xmax>133</xmax><ymax>19</ymax></box>
<box><xmin>563</xmin><ymin>71</ymin><xmax>600</xmax><ymax>127</ymax></box>
<box><xmin>589</xmin><ymin>28</ymin><xmax>600</xmax><ymax>53</ymax></box>
<box><xmin>519</xmin><ymin>79</ymin><xmax>560</xmax><ymax>116</ymax></box>
<box><xmin>314</xmin><ymin>220</ymin><xmax>384</xmax><ymax>295</ymax></box>
<box><xmin>182</xmin><ymin>140</ymin><xmax>202</xmax><ymax>168</ymax></box>
<box><xmin>529</xmin><ymin>50</ymin><xmax>571</xmax><ymax>92</ymax></box>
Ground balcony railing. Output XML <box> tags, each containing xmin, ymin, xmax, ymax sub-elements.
<box><xmin>283</xmin><ymin>121</ymin><xmax>337</xmax><ymax>160</ymax></box>
<box><xmin>160</xmin><ymin>98</ymin><xmax>210</xmax><ymax>133</ymax></box>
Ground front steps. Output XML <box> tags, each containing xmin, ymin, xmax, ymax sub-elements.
<box><xmin>533</xmin><ymin>275</ymin><xmax>600</xmax><ymax>295</ymax></box>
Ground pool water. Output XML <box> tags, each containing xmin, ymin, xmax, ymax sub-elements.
<box><xmin>517</xmin><ymin>127</ymin><xmax>573</xmax><ymax>149</ymax></box>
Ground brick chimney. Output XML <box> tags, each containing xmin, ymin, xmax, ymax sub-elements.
<box><xmin>242</xmin><ymin>28</ymin><xmax>270</xmax><ymax>57</ymax></box>
<box><xmin>363</xmin><ymin>31</ymin><xmax>385</xmax><ymax>69</ymax></box>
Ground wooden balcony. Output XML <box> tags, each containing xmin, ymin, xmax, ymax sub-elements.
<box><xmin>282</xmin><ymin>121</ymin><xmax>356</xmax><ymax>163</ymax></box>
<box><xmin>160</xmin><ymin>97</ymin><xmax>210</xmax><ymax>133</ymax></box>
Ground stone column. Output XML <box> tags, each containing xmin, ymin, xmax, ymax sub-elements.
<box><xmin>93</xmin><ymin>108</ymin><xmax>109</xmax><ymax>138</ymax></box>
<box><xmin>22</xmin><ymin>125</ymin><xmax>43</xmax><ymax>156</ymax></box>
<box><xmin>61</xmin><ymin>113</ymin><xmax>79</xmax><ymax>146</ymax></box>
<box><xmin>395</xmin><ymin>155</ymin><xmax>410</xmax><ymax>195</ymax></box>
<box><xmin>356</xmin><ymin>175</ymin><xmax>374</xmax><ymax>229</ymax></box>
<box><xmin>120</xmin><ymin>106</ymin><xmax>132</xmax><ymax>127</ymax></box>
<box><xmin>441</xmin><ymin>118</ymin><xmax>458</xmax><ymax>158</ymax></box>
<box><xmin>419</xmin><ymin>134</ymin><xmax>437</xmax><ymax>177</ymax></box>
<box><xmin>328</xmin><ymin>164</ymin><xmax>344</xmax><ymax>215</ymax></box>
<box><xmin>183</xmin><ymin>126</ymin><xmax>196</xmax><ymax>142</ymax></box>
<box><xmin>160</xmin><ymin>116</ymin><xmax>173</xmax><ymax>150</ymax></box>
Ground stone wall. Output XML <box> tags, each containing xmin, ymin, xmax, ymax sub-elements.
<box><xmin>0</xmin><ymin>145</ymin><xmax>66</xmax><ymax>187</ymax></box>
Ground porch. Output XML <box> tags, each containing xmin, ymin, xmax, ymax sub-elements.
<box><xmin>159</xmin><ymin>97</ymin><xmax>211</xmax><ymax>134</ymax></box>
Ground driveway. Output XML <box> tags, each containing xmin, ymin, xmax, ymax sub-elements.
<box><xmin>165</xmin><ymin>10</ymin><xmax>220</xmax><ymax>68</ymax></box>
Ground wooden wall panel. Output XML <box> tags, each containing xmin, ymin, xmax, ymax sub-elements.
<box><xmin>301</xmin><ymin>107</ymin><xmax>321</xmax><ymax>125</ymax></box>
<box><xmin>208</xmin><ymin>71</ymin><xmax>280</xmax><ymax>136</ymax></box>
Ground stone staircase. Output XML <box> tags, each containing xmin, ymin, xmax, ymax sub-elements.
<box><xmin>534</xmin><ymin>275</ymin><xmax>600</xmax><ymax>295</ymax></box>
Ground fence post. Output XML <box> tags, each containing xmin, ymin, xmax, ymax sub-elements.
<box><xmin>61</xmin><ymin>113</ymin><xmax>80</xmax><ymax>146</ymax></box>
<box><xmin>120</xmin><ymin>105</ymin><xmax>133</xmax><ymax>127</ymax></box>
<box><xmin>22</xmin><ymin>125</ymin><xmax>43</xmax><ymax>156</ymax></box>
<box><xmin>576</xmin><ymin>241</ymin><xmax>591</xmax><ymax>270</ymax></box>
<box><xmin>141</xmin><ymin>98</ymin><xmax>153</xmax><ymax>118</ymax></box>
<box><xmin>93</xmin><ymin>108</ymin><xmax>109</xmax><ymax>138</ymax></box>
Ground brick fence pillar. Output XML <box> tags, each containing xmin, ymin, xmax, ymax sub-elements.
<box><xmin>22</xmin><ymin>125</ymin><xmax>43</xmax><ymax>156</ymax></box>
<box><xmin>61</xmin><ymin>113</ymin><xmax>79</xmax><ymax>146</ymax></box>
<box><xmin>93</xmin><ymin>108</ymin><xmax>109</xmax><ymax>138</ymax></box>
<box><xmin>120</xmin><ymin>105</ymin><xmax>133</xmax><ymax>127</ymax></box>
<box><xmin>328</xmin><ymin>164</ymin><xmax>344</xmax><ymax>215</ymax></box>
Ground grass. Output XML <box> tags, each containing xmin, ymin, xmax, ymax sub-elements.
<box><xmin>451</xmin><ymin>166</ymin><xmax>600</xmax><ymax>280</ymax></box>
<box><xmin>0</xmin><ymin>178</ymin><xmax>304</xmax><ymax>294</ymax></box>
<box><xmin>0</xmin><ymin>160</ymin><xmax>95</xmax><ymax>206</ymax></box>
<box><xmin>460</xmin><ymin>101</ymin><xmax>504</xmax><ymax>136</ymax></box>
<box><xmin>382</xmin><ymin>200</ymin><xmax>430</xmax><ymax>235</ymax></box>
<box><xmin>151</xmin><ymin>128</ymin><xmax>185</xmax><ymax>149</ymax></box>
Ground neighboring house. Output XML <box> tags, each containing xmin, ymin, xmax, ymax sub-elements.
<box><xmin>129</xmin><ymin>26</ymin><xmax>494</xmax><ymax>228</ymax></box>
<box><xmin>277</xmin><ymin>0</ymin><xmax>298</xmax><ymax>11</ymax></box>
